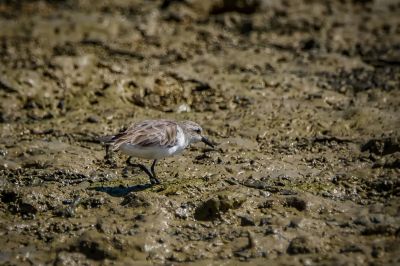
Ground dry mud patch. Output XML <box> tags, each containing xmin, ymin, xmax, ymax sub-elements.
<box><xmin>0</xmin><ymin>0</ymin><xmax>400</xmax><ymax>265</ymax></box>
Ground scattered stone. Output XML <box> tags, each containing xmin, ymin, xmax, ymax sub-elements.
<box><xmin>279</xmin><ymin>189</ymin><xmax>298</xmax><ymax>196</ymax></box>
<box><xmin>194</xmin><ymin>192</ymin><xmax>246</xmax><ymax>221</ymax></box>
<box><xmin>95</xmin><ymin>218</ymin><xmax>120</xmax><ymax>235</ymax></box>
<box><xmin>55</xmin><ymin>251</ymin><xmax>88</xmax><ymax>266</ymax></box>
<box><xmin>175</xmin><ymin>206</ymin><xmax>190</xmax><ymax>219</ymax></box>
<box><xmin>242</xmin><ymin>178</ymin><xmax>279</xmax><ymax>193</ymax></box>
<box><xmin>372</xmin><ymin>156</ymin><xmax>400</xmax><ymax>169</ymax></box>
<box><xmin>1</xmin><ymin>190</ymin><xmax>18</xmax><ymax>203</ymax></box>
<box><xmin>239</xmin><ymin>215</ymin><xmax>256</xmax><ymax>226</ymax></box>
<box><xmin>2</xmin><ymin>189</ymin><xmax>48</xmax><ymax>218</ymax></box>
<box><xmin>82</xmin><ymin>195</ymin><xmax>106</xmax><ymax>209</ymax></box>
<box><xmin>121</xmin><ymin>192</ymin><xmax>151</xmax><ymax>208</ymax></box>
<box><xmin>258</xmin><ymin>190</ymin><xmax>271</xmax><ymax>197</ymax></box>
<box><xmin>54</xmin><ymin>196</ymin><xmax>81</xmax><ymax>218</ymax></box>
<box><xmin>371</xmin><ymin>244</ymin><xmax>385</xmax><ymax>258</ymax></box>
<box><xmin>258</xmin><ymin>199</ymin><xmax>274</xmax><ymax>209</ymax></box>
<box><xmin>86</xmin><ymin>115</ymin><xmax>100</xmax><ymax>123</ymax></box>
<box><xmin>175</xmin><ymin>103</ymin><xmax>191</xmax><ymax>113</ymax></box>
<box><xmin>287</xmin><ymin>236</ymin><xmax>317</xmax><ymax>255</ymax></box>
<box><xmin>284</xmin><ymin>197</ymin><xmax>308</xmax><ymax>212</ymax></box>
<box><xmin>340</xmin><ymin>244</ymin><xmax>365</xmax><ymax>254</ymax></box>
<box><xmin>259</xmin><ymin>217</ymin><xmax>272</xmax><ymax>226</ymax></box>
<box><xmin>0</xmin><ymin>159</ymin><xmax>21</xmax><ymax>170</ymax></box>
<box><xmin>289</xmin><ymin>217</ymin><xmax>305</xmax><ymax>228</ymax></box>
<box><xmin>353</xmin><ymin>215</ymin><xmax>371</xmax><ymax>226</ymax></box>
<box><xmin>210</xmin><ymin>0</ymin><xmax>262</xmax><ymax>14</ymax></box>
<box><xmin>264</xmin><ymin>226</ymin><xmax>279</xmax><ymax>235</ymax></box>
<box><xmin>71</xmin><ymin>230</ymin><xmax>118</xmax><ymax>260</ymax></box>
<box><xmin>234</xmin><ymin>231</ymin><xmax>266</xmax><ymax>260</ymax></box>
<box><xmin>362</xmin><ymin>224</ymin><xmax>397</xmax><ymax>236</ymax></box>
<box><xmin>361</xmin><ymin>137</ymin><xmax>400</xmax><ymax>156</ymax></box>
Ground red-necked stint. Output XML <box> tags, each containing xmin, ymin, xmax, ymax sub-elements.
<box><xmin>103</xmin><ymin>120</ymin><xmax>214</xmax><ymax>184</ymax></box>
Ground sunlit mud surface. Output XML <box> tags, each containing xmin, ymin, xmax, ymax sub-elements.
<box><xmin>0</xmin><ymin>0</ymin><xmax>399</xmax><ymax>265</ymax></box>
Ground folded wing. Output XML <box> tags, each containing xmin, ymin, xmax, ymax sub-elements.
<box><xmin>112</xmin><ymin>120</ymin><xmax>179</xmax><ymax>150</ymax></box>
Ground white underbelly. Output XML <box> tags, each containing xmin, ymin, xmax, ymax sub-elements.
<box><xmin>119</xmin><ymin>143</ymin><xmax>184</xmax><ymax>159</ymax></box>
<box><xmin>118</xmin><ymin>126</ymin><xmax>187</xmax><ymax>159</ymax></box>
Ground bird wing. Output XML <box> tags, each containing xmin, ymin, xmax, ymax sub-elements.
<box><xmin>111</xmin><ymin>120</ymin><xmax>179</xmax><ymax>150</ymax></box>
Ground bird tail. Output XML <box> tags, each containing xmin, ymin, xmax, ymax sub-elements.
<box><xmin>96</xmin><ymin>135</ymin><xmax>116</xmax><ymax>144</ymax></box>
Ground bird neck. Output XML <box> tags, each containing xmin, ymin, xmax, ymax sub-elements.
<box><xmin>177</xmin><ymin>126</ymin><xmax>191</xmax><ymax>147</ymax></box>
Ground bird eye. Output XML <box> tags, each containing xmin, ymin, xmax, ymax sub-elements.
<box><xmin>195</xmin><ymin>128</ymin><xmax>201</xmax><ymax>133</ymax></box>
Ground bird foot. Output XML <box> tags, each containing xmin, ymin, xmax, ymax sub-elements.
<box><xmin>150</xmin><ymin>177</ymin><xmax>161</xmax><ymax>185</ymax></box>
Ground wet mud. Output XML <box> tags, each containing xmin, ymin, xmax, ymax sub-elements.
<box><xmin>0</xmin><ymin>0</ymin><xmax>399</xmax><ymax>265</ymax></box>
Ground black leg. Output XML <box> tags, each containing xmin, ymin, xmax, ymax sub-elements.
<box><xmin>126</xmin><ymin>157</ymin><xmax>134</xmax><ymax>167</ymax></box>
<box><xmin>150</xmin><ymin>159</ymin><xmax>157</xmax><ymax>175</ymax></box>
<box><xmin>104</xmin><ymin>145</ymin><xmax>116</xmax><ymax>167</ymax></box>
<box><xmin>150</xmin><ymin>160</ymin><xmax>160</xmax><ymax>184</ymax></box>
<box><xmin>126</xmin><ymin>157</ymin><xmax>160</xmax><ymax>185</ymax></box>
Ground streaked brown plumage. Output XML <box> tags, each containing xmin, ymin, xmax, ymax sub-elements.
<box><xmin>112</xmin><ymin>120</ymin><xmax>179</xmax><ymax>149</ymax></box>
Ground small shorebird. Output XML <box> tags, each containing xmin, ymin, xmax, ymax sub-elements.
<box><xmin>103</xmin><ymin>120</ymin><xmax>214</xmax><ymax>185</ymax></box>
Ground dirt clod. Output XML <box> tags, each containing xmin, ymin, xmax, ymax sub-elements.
<box><xmin>72</xmin><ymin>231</ymin><xmax>118</xmax><ymax>261</ymax></box>
<box><xmin>194</xmin><ymin>191</ymin><xmax>246</xmax><ymax>221</ymax></box>
<box><xmin>287</xmin><ymin>236</ymin><xmax>317</xmax><ymax>255</ymax></box>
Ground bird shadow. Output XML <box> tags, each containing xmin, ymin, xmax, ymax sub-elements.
<box><xmin>90</xmin><ymin>183</ymin><xmax>152</xmax><ymax>197</ymax></box>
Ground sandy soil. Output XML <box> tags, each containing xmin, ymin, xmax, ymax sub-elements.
<box><xmin>0</xmin><ymin>0</ymin><xmax>399</xmax><ymax>265</ymax></box>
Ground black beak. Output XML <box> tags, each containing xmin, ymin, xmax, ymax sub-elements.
<box><xmin>201</xmin><ymin>136</ymin><xmax>214</xmax><ymax>148</ymax></box>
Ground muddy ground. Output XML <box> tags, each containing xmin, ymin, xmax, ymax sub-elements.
<box><xmin>0</xmin><ymin>0</ymin><xmax>399</xmax><ymax>265</ymax></box>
